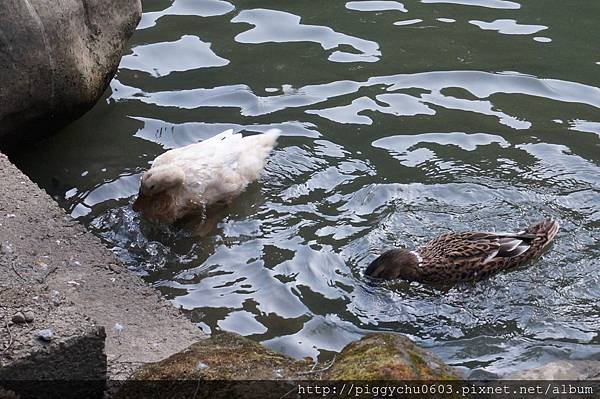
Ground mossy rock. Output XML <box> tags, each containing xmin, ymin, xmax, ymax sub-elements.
<box><xmin>117</xmin><ymin>332</ymin><xmax>313</xmax><ymax>398</ymax></box>
<box><xmin>324</xmin><ymin>333</ymin><xmax>461</xmax><ymax>380</ymax></box>
<box><xmin>130</xmin><ymin>331</ymin><xmax>311</xmax><ymax>380</ymax></box>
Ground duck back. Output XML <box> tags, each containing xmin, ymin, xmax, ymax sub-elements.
<box><xmin>164</xmin><ymin>129</ymin><xmax>280</xmax><ymax>205</ymax></box>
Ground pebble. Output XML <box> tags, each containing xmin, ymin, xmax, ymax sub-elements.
<box><xmin>114</xmin><ymin>323</ymin><xmax>124</xmax><ymax>335</ymax></box>
<box><xmin>36</xmin><ymin>262</ymin><xmax>48</xmax><ymax>271</ymax></box>
<box><xmin>0</xmin><ymin>242</ymin><xmax>13</xmax><ymax>254</ymax></box>
<box><xmin>51</xmin><ymin>290</ymin><xmax>61</xmax><ymax>306</ymax></box>
<box><xmin>12</xmin><ymin>312</ymin><xmax>26</xmax><ymax>324</ymax></box>
<box><xmin>36</xmin><ymin>329</ymin><xmax>53</xmax><ymax>341</ymax></box>
<box><xmin>23</xmin><ymin>310</ymin><xmax>34</xmax><ymax>323</ymax></box>
<box><xmin>196</xmin><ymin>361</ymin><xmax>209</xmax><ymax>370</ymax></box>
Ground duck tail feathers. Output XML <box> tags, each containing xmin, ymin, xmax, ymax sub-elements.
<box><xmin>264</xmin><ymin>128</ymin><xmax>282</xmax><ymax>138</ymax></box>
<box><xmin>260</xmin><ymin>128</ymin><xmax>281</xmax><ymax>147</ymax></box>
<box><xmin>235</xmin><ymin>129</ymin><xmax>281</xmax><ymax>181</ymax></box>
<box><xmin>244</xmin><ymin>128</ymin><xmax>280</xmax><ymax>151</ymax></box>
<box><xmin>526</xmin><ymin>217</ymin><xmax>560</xmax><ymax>243</ymax></box>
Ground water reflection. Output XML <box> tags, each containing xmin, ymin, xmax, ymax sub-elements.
<box><xmin>232</xmin><ymin>9</ymin><xmax>381</xmax><ymax>63</ymax></box>
<box><xmin>121</xmin><ymin>35</ymin><xmax>229</xmax><ymax>76</ymax></box>
<box><xmin>346</xmin><ymin>1</ymin><xmax>408</xmax><ymax>13</ymax></box>
<box><xmin>570</xmin><ymin>120</ymin><xmax>600</xmax><ymax>136</ymax></box>
<box><xmin>469</xmin><ymin>19</ymin><xmax>547</xmax><ymax>36</ymax></box>
<box><xmin>110</xmin><ymin>69</ymin><xmax>600</xmax><ymax>127</ymax></box>
<box><xmin>421</xmin><ymin>0</ymin><xmax>521</xmax><ymax>10</ymax></box>
<box><xmin>139</xmin><ymin>0</ymin><xmax>235</xmax><ymax>30</ymax></box>
<box><xmin>394</xmin><ymin>19</ymin><xmax>424</xmax><ymax>26</ymax></box>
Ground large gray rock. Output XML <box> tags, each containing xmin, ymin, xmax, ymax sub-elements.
<box><xmin>0</xmin><ymin>0</ymin><xmax>141</xmax><ymax>149</ymax></box>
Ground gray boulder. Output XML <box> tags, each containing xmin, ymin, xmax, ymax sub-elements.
<box><xmin>0</xmin><ymin>0</ymin><xmax>141</xmax><ymax>149</ymax></box>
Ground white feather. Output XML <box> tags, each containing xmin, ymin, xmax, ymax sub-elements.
<box><xmin>502</xmin><ymin>239</ymin><xmax>523</xmax><ymax>253</ymax></box>
<box><xmin>510</xmin><ymin>244</ymin><xmax>530</xmax><ymax>257</ymax></box>
<box><xmin>152</xmin><ymin>129</ymin><xmax>280</xmax><ymax>205</ymax></box>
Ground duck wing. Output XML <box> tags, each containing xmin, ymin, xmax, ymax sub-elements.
<box><xmin>493</xmin><ymin>234</ymin><xmax>535</xmax><ymax>258</ymax></box>
<box><xmin>421</xmin><ymin>231</ymin><xmax>537</xmax><ymax>260</ymax></box>
<box><xmin>418</xmin><ymin>232</ymin><xmax>536</xmax><ymax>282</ymax></box>
<box><xmin>179</xmin><ymin>143</ymin><xmax>250</xmax><ymax>203</ymax></box>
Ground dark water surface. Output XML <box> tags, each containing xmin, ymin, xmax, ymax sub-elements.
<box><xmin>14</xmin><ymin>0</ymin><xmax>600</xmax><ymax>377</ymax></box>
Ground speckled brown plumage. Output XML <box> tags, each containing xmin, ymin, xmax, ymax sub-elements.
<box><xmin>365</xmin><ymin>218</ymin><xmax>559</xmax><ymax>284</ymax></box>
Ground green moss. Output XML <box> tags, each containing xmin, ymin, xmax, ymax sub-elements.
<box><xmin>324</xmin><ymin>333</ymin><xmax>461</xmax><ymax>380</ymax></box>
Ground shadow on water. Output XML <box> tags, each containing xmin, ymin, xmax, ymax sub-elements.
<box><xmin>12</xmin><ymin>0</ymin><xmax>600</xmax><ymax>377</ymax></box>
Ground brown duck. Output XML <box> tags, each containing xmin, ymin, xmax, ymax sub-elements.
<box><xmin>365</xmin><ymin>218</ymin><xmax>559</xmax><ymax>283</ymax></box>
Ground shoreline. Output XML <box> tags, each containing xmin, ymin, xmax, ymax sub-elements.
<box><xmin>0</xmin><ymin>151</ymin><xmax>204</xmax><ymax>380</ymax></box>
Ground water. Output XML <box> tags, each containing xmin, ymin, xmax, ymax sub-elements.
<box><xmin>12</xmin><ymin>0</ymin><xmax>600</xmax><ymax>377</ymax></box>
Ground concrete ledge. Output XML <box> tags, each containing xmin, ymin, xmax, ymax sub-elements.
<box><xmin>0</xmin><ymin>285</ymin><xmax>105</xmax><ymax>381</ymax></box>
<box><xmin>0</xmin><ymin>152</ymin><xmax>205</xmax><ymax>381</ymax></box>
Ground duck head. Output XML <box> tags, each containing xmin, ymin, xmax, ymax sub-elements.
<box><xmin>138</xmin><ymin>165</ymin><xmax>185</xmax><ymax>196</ymax></box>
<box><xmin>364</xmin><ymin>249</ymin><xmax>421</xmax><ymax>281</ymax></box>
<box><xmin>133</xmin><ymin>165</ymin><xmax>185</xmax><ymax>219</ymax></box>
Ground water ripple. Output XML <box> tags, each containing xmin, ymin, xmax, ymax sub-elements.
<box><xmin>469</xmin><ymin>19</ymin><xmax>548</xmax><ymax>35</ymax></box>
<box><xmin>121</xmin><ymin>35</ymin><xmax>229</xmax><ymax>76</ymax></box>
<box><xmin>232</xmin><ymin>9</ymin><xmax>381</xmax><ymax>63</ymax></box>
<box><xmin>111</xmin><ymin>70</ymin><xmax>600</xmax><ymax>121</ymax></box>
<box><xmin>421</xmin><ymin>0</ymin><xmax>521</xmax><ymax>10</ymax></box>
<box><xmin>139</xmin><ymin>0</ymin><xmax>235</xmax><ymax>30</ymax></box>
<box><xmin>346</xmin><ymin>1</ymin><xmax>408</xmax><ymax>13</ymax></box>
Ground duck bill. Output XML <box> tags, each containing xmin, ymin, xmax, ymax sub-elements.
<box><xmin>132</xmin><ymin>193</ymin><xmax>149</xmax><ymax>212</ymax></box>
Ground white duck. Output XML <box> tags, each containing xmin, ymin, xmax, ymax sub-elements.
<box><xmin>133</xmin><ymin>128</ymin><xmax>280</xmax><ymax>224</ymax></box>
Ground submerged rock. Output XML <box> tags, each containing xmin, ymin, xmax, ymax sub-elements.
<box><xmin>506</xmin><ymin>360</ymin><xmax>600</xmax><ymax>380</ymax></box>
<box><xmin>0</xmin><ymin>0</ymin><xmax>141</xmax><ymax>149</ymax></box>
<box><xmin>324</xmin><ymin>333</ymin><xmax>461</xmax><ymax>380</ymax></box>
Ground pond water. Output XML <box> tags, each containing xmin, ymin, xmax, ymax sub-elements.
<box><xmin>13</xmin><ymin>0</ymin><xmax>600</xmax><ymax>377</ymax></box>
